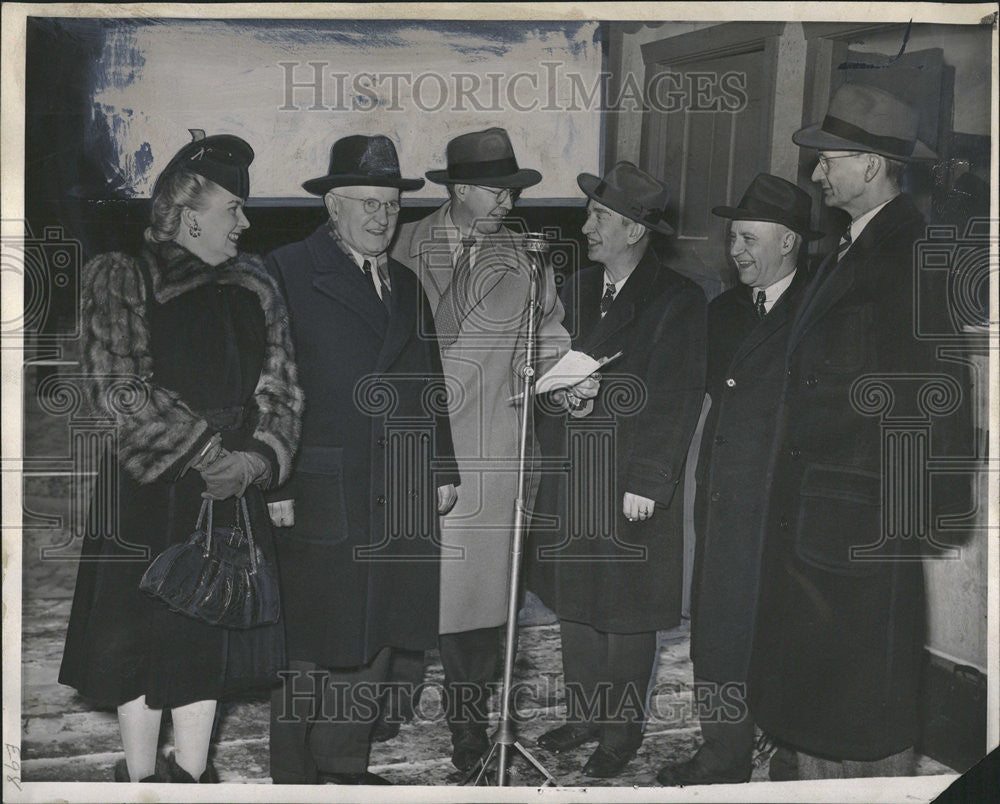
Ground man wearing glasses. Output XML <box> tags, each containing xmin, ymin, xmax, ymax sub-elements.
<box><xmin>264</xmin><ymin>135</ymin><xmax>459</xmax><ymax>785</ymax></box>
<box><xmin>392</xmin><ymin>127</ymin><xmax>591</xmax><ymax>773</ymax></box>
<box><xmin>748</xmin><ymin>83</ymin><xmax>968</xmax><ymax>779</ymax></box>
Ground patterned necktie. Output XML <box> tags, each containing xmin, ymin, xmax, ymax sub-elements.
<box><xmin>435</xmin><ymin>237</ymin><xmax>476</xmax><ymax>347</ymax></box>
<box><xmin>364</xmin><ymin>258</ymin><xmax>391</xmax><ymax>310</ymax></box>
<box><xmin>755</xmin><ymin>289</ymin><xmax>767</xmax><ymax>319</ymax></box>
<box><xmin>837</xmin><ymin>228</ymin><xmax>853</xmax><ymax>263</ymax></box>
<box><xmin>600</xmin><ymin>282</ymin><xmax>616</xmax><ymax>316</ymax></box>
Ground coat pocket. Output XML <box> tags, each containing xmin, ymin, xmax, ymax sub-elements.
<box><xmin>287</xmin><ymin>446</ymin><xmax>351</xmax><ymax>546</ymax></box>
<box><xmin>794</xmin><ymin>464</ymin><xmax>882</xmax><ymax>576</ymax></box>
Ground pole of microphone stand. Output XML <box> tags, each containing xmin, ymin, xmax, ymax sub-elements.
<box><xmin>496</xmin><ymin>241</ymin><xmax>539</xmax><ymax>786</ymax></box>
<box><xmin>468</xmin><ymin>233</ymin><xmax>556</xmax><ymax>787</ymax></box>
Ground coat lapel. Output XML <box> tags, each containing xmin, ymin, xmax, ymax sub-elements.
<box><xmin>307</xmin><ymin>227</ymin><xmax>388</xmax><ymax>339</ymax></box>
<box><xmin>580</xmin><ymin>248</ymin><xmax>658</xmax><ymax>354</ymax></box>
<box><xmin>731</xmin><ymin>269</ymin><xmax>805</xmax><ymax>366</ymax></box>
<box><xmin>407</xmin><ymin>205</ymin><xmax>455</xmax><ymax>310</ymax></box>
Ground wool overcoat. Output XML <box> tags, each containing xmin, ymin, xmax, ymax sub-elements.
<box><xmin>266</xmin><ymin>224</ymin><xmax>459</xmax><ymax>668</ymax></box>
<box><xmin>689</xmin><ymin>270</ymin><xmax>807</xmax><ymax>683</ymax></box>
<box><xmin>392</xmin><ymin>202</ymin><xmax>571</xmax><ymax>634</ymax></box>
<box><xmin>749</xmin><ymin>195</ymin><xmax>972</xmax><ymax>760</ymax></box>
<box><xmin>527</xmin><ymin>247</ymin><xmax>707</xmax><ymax>633</ymax></box>
<box><xmin>59</xmin><ymin>240</ymin><xmax>303</xmax><ymax>709</ymax></box>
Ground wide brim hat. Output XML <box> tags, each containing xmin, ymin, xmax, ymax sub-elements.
<box><xmin>153</xmin><ymin>130</ymin><xmax>254</xmax><ymax>199</ymax></box>
<box><xmin>425</xmin><ymin>127</ymin><xmax>541</xmax><ymax>189</ymax></box>
<box><xmin>712</xmin><ymin>173</ymin><xmax>824</xmax><ymax>240</ymax></box>
<box><xmin>793</xmin><ymin>83</ymin><xmax>937</xmax><ymax>162</ymax></box>
<box><xmin>303</xmin><ymin>134</ymin><xmax>424</xmax><ymax>195</ymax></box>
<box><xmin>577</xmin><ymin>161</ymin><xmax>675</xmax><ymax>237</ymax></box>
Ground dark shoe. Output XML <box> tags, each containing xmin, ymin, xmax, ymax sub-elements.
<box><xmin>656</xmin><ymin>756</ymin><xmax>751</xmax><ymax>786</ymax></box>
<box><xmin>321</xmin><ymin>771</ymin><xmax>392</xmax><ymax>785</ymax></box>
<box><xmin>537</xmin><ymin>722</ymin><xmax>599</xmax><ymax>753</ymax></box>
<box><xmin>582</xmin><ymin>744</ymin><xmax>636</xmax><ymax>778</ymax></box>
<box><xmin>451</xmin><ymin>726</ymin><xmax>489</xmax><ymax>772</ymax></box>
<box><xmin>165</xmin><ymin>752</ymin><xmax>220</xmax><ymax>783</ymax></box>
<box><xmin>114</xmin><ymin>756</ymin><xmax>166</xmax><ymax>782</ymax></box>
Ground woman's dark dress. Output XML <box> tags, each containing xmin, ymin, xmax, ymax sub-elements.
<box><xmin>59</xmin><ymin>240</ymin><xmax>302</xmax><ymax>709</ymax></box>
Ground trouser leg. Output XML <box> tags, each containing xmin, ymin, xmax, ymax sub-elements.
<box><xmin>270</xmin><ymin>649</ymin><xmax>391</xmax><ymax>782</ymax></box>
<box><xmin>439</xmin><ymin>627</ymin><xmax>501</xmax><ymax>738</ymax></box>
<box><xmin>602</xmin><ymin>630</ymin><xmax>657</xmax><ymax>753</ymax></box>
<box><xmin>558</xmin><ymin>619</ymin><xmax>603</xmax><ymax>729</ymax></box>
<box><xmin>693</xmin><ymin>676</ymin><xmax>755</xmax><ymax>776</ymax></box>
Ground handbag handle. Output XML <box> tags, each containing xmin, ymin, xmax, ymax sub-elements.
<box><xmin>194</xmin><ymin>497</ymin><xmax>259</xmax><ymax>575</ymax></box>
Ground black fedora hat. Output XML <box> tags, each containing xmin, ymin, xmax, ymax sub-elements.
<box><xmin>153</xmin><ymin>129</ymin><xmax>254</xmax><ymax>199</ymax></box>
<box><xmin>425</xmin><ymin>127</ymin><xmax>541</xmax><ymax>189</ymax></box>
<box><xmin>793</xmin><ymin>83</ymin><xmax>936</xmax><ymax>162</ymax></box>
<box><xmin>712</xmin><ymin>173</ymin><xmax>824</xmax><ymax>240</ymax></box>
<box><xmin>577</xmin><ymin>161</ymin><xmax>674</xmax><ymax>236</ymax></box>
<box><xmin>303</xmin><ymin>135</ymin><xmax>424</xmax><ymax>195</ymax></box>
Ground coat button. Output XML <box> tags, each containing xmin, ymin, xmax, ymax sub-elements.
<box><xmin>710</xmin><ymin>491</ymin><xmax>721</xmax><ymax>502</ymax></box>
<box><xmin>778</xmin><ymin>516</ymin><xmax>789</xmax><ymax>529</ymax></box>
<box><xmin>725</xmin><ymin>378</ymin><xmax>736</xmax><ymax>388</ymax></box>
<box><xmin>805</xmin><ymin>374</ymin><xmax>818</xmax><ymax>386</ymax></box>
<box><xmin>376</xmin><ymin>437</ymin><xmax>387</xmax><ymax>448</ymax></box>
<box><xmin>376</xmin><ymin>495</ymin><xmax>387</xmax><ymax>506</ymax></box>
<box><xmin>789</xmin><ymin>447</ymin><xmax>801</xmax><ymax>458</ymax></box>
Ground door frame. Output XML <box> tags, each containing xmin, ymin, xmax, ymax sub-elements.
<box><xmin>637</xmin><ymin>22</ymin><xmax>786</xmax><ymax>181</ymax></box>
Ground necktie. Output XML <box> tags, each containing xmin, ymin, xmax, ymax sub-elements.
<box><xmin>755</xmin><ymin>289</ymin><xmax>767</xmax><ymax>319</ymax></box>
<box><xmin>600</xmin><ymin>282</ymin><xmax>616</xmax><ymax>316</ymax></box>
<box><xmin>435</xmin><ymin>237</ymin><xmax>476</xmax><ymax>347</ymax></box>
<box><xmin>837</xmin><ymin>228</ymin><xmax>853</xmax><ymax>263</ymax></box>
<box><xmin>363</xmin><ymin>259</ymin><xmax>391</xmax><ymax>310</ymax></box>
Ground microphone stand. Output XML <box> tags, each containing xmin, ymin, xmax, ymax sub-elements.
<box><xmin>465</xmin><ymin>233</ymin><xmax>557</xmax><ymax>787</ymax></box>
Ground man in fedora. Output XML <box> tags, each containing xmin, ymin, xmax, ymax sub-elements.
<box><xmin>657</xmin><ymin>174</ymin><xmax>822</xmax><ymax>786</ymax></box>
<box><xmin>263</xmin><ymin>134</ymin><xmax>460</xmax><ymax>784</ymax></box>
<box><xmin>527</xmin><ymin>161</ymin><xmax>706</xmax><ymax>778</ymax></box>
<box><xmin>748</xmin><ymin>83</ymin><xmax>968</xmax><ymax>778</ymax></box>
<box><xmin>391</xmin><ymin>127</ymin><xmax>590</xmax><ymax>772</ymax></box>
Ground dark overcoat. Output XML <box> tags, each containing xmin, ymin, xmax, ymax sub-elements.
<box><xmin>266</xmin><ymin>224</ymin><xmax>459</xmax><ymax>669</ymax></box>
<box><xmin>689</xmin><ymin>270</ymin><xmax>808</xmax><ymax>683</ymax></box>
<box><xmin>527</xmin><ymin>246</ymin><xmax>707</xmax><ymax>633</ymax></box>
<box><xmin>60</xmin><ymin>240</ymin><xmax>303</xmax><ymax>709</ymax></box>
<box><xmin>749</xmin><ymin>195</ymin><xmax>970</xmax><ymax>760</ymax></box>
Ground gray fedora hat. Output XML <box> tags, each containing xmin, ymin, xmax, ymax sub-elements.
<box><xmin>425</xmin><ymin>127</ymin><xmax>542</xmax><ymax>188</ymax></box>
<box><xmin>577</xmin><ymin>161</ymin><xmax>675</xmax><ymax>236</ymax></box>
<box><xmin>793</xmin><ymin>83</ymin><xmax>937</xmax><ymax>162</ymax></box>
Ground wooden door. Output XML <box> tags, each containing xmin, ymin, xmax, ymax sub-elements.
<box><xmin>643</xmin><ymin>48</ymin><xmax>774</xmax><ymax>294</ymax></box>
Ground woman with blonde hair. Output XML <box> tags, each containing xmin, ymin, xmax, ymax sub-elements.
<box><xmin>59</xmin><ymin>132</ymin><xmax>303</xmax><ymax>782</ymax></box>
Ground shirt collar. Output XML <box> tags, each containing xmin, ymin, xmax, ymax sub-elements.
<box><xmin>327</xmin><ymin>219</ymin><xmax>386</xmax><ymax>273</ymax></box>
<box><xmin>602</xmin><ymin>269</ymin><xmax>631</xmax><ymax>295</ymax></box>
<box><xmin>750</xmin><ymin>269</ymin><xmax>796</xmax><ymax>312</ymax></box>
<box><xmin>849</xmin><ymin>196</ymin><xmax>895</xmax><ymax>244</ymax></box>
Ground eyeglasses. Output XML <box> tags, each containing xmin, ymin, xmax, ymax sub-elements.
<box><xmin>477</xmin><ymin>186</ymin><xmax>521</xmax><ymax>205</ymax></box>
<box><xmin>816</xmin><ymin>152</ymin><xmax>862</xmax><ymax>174</ymax></box>
<box><xmin>331</xmin><ymin>193</ymin><xmax>401</xmax><ymax>215</ymax></box>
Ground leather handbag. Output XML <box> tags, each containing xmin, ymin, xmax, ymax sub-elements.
<box><xmin>139</xmin><ymin>497</ymin><xmax>280</xmax><ymax>629</ymax></box>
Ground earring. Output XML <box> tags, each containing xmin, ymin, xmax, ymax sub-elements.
<box><xmin>188</xmin><ymin>221</ymin><xmax>201</xmax><ymax>238</ymax></box>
